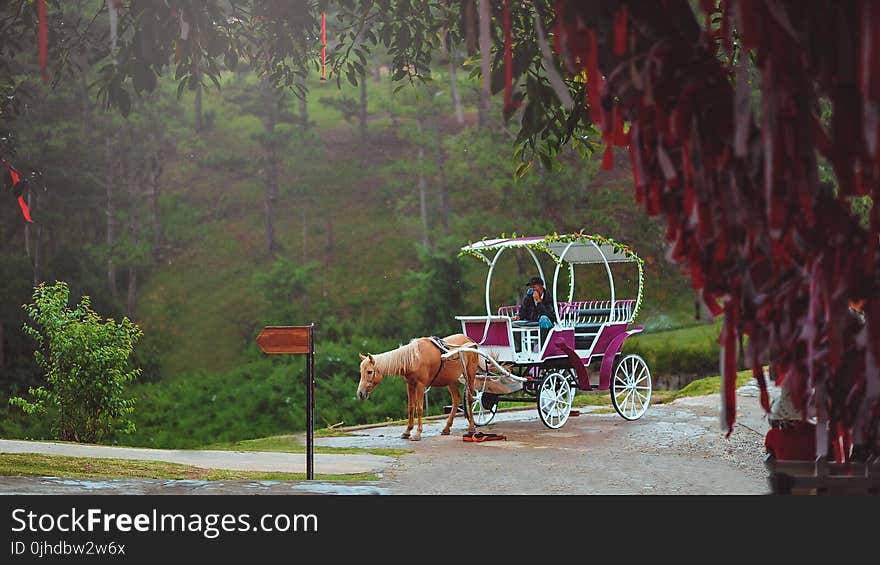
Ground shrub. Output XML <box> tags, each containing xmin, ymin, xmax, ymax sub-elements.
<box><xmin>10</xmin><ymin>281</ymin><xmax>143</xmax><ymax>443</ymax></box>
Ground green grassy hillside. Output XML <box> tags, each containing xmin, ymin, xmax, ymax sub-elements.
<box><xmin>1</xmin><ymin>67</ymin><xmax>717</xmax><ymax>448</ymax></box>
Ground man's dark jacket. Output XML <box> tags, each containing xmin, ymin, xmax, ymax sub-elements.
<box><xmin>519</xmin><ymin>290</ymin><xmax>556</xmax><ymax>323</ymax></box>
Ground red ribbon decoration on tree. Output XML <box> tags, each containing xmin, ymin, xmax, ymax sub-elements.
<box><xmin>1</xmin><ymin>159</ymin><xmax>34</xmax><ymax>223</ymax></box>
<box><xmin>38</xmin><ymin>0</ymin><xmax>48</xmax><ymax>83</ymax></box>
<box><xmin>320</xmin><ymin>11</ymin><xmax>327</xmax><ymax>82</ymax></box>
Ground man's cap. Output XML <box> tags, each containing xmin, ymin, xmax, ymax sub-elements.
<box><xmin>526</xmin><ymin>276</ymin><xmax>544</xmax><ymax>286</ymax></box>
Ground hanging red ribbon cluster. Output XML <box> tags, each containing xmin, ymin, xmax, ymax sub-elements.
<box><xmin>552</xmin><ymin>0</ymin><xmax>880</xmax><ymax>460</ymax></box>
<box><xmin>1</xmin><ymin>159</ymin><xmax>34</xmax><ymax>223</ymax></box>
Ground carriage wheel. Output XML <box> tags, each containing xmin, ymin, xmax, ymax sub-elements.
<box><xmin>537</xmin><ymin>371</ymin><xmax>574</xmax><ymax>429</ymax></box>
<box><xmin>610</xmin><ymin>354</ymin><xmax>652</xmax><ymax>420</ymax></box>
<box><xmin>471</xmin><ymin>390</ymin><xmax>498</xmax><ymax>426</ymax></box>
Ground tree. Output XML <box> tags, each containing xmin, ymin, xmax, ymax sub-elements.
<box><xmin>3</xmin><ymin>0</ymin><xmax>876</xmax><ymax>458</ymax></box>
<box><xmin>10</xmin><ymin>281</ymin><xmax>143</xmax><ymax>443</ymax></box>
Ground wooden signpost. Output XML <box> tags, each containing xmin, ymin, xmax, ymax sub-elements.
<box><xmin>256</xmin><ymin>324</ymin><xmax>315</xmax><ymax>480</ymax></box>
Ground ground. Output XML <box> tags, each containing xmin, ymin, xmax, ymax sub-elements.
<box><xmin>0</xmin><ymin>382</ymin><xmax>773</xmax><ymax>494</ymax></box>
<box><xmin>326</xmin><ymin>385</ymin><xmax>771</xmax><ymax>495</ymax></box>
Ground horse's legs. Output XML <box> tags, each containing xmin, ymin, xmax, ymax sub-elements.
<box><xmin>401</xmin><ymin>381</ymin><xmax>415</xmax><ymax>439</ymax></box>
<box><xmin>412</xmin><ymin>383</ymin><xmax>425</xmax><ymax>441</ymax></box>
<box><xmin>441</xmin><ymin>383</ymin><xmax>459</xmax><ymax>435</ymax></box>
<box><xmin>464</xmin><ymin>353</ymin><xmax>477</xmax><ymax>434</ymax></box>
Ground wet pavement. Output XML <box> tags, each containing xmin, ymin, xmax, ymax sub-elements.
<box><xmin>0</xmin><ymin>477</ymin><xmax>388</xmax><ymax>495</ymax></box>
<box><xmin>0</xmin><ymin>382</ymin><xmax>776</xmax><ymax>495</ymax></box>
<box><xmin>0</xmin><ymin>440</ymin><xmax>392</xmax><ymax>475</ymax></box>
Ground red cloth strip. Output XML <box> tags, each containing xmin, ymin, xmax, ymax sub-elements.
<box><xmin>17</xmin><ymin>196</ymin><xmax>32</xmax><ymax>223</ymax></box>
<box><xmin>38</xmin><ymin>0</ymin><xmax>48</xmax><ymax>82</ymax></box>
<box><xmin>614</xmin><ymin>6</ymin><xmax>628</xmax><ymax>56</ymax></box>
<box><xmin>2</xmin><ymin>159</ymin><xmax>20</xmax><ymax>185</ymax></box>
<box><xmin>2</xmin><ymin>159</ymin><xmax>33</xmax><ymax>223</ymax></box>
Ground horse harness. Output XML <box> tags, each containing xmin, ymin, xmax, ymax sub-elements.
<box><xmin>425</xmin><ymin>336</ymin><xmax>466</xmax><ymax>390</ymax></box>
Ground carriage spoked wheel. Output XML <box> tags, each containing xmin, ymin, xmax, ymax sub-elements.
<box><xmin>537</xmin><ymin>370</ymin><xmax>575</xmax><ymax>429</ymax></box>
<box><xmin>471</xmin><ymin>389</ymin><xmax>498</xmax><ymax>426</ymax></box>
<box><xmin>610</xmin><ymin>354</ymin><xmax>652</xmax><ymax>420</ymax></box>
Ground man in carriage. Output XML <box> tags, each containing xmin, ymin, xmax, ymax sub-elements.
<box><xmin>514</xmin><ymin>276</ymin><xmax>557</xmax><ymax>327</ymax></box>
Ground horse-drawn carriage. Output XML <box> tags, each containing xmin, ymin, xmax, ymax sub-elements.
<box><xmin>449</xmin><ymin>232</ymin><xmax>652</xmax><ymax>429</ymax></box>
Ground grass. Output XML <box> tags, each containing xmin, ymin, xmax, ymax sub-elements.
<box><xmin>491</xmin><ymin>369</ymin><xmax>755</xmax><ymax>415</ymax></box>
<box><xmin>586</xmin><ymin>369</ymin><xmax>756</xmax><ymax>414</ymax></box>
<box><xmin>0</xmin><ymin>453</ymin><xmax>378</xmax><ymax>482</ymax></box>
<box><xmin>203</xmin><ymin>434</ymin><xmax>411</xmax><ymax>458</ymax></box>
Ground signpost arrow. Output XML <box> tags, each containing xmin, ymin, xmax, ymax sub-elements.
<box><xmin>256</xmin><ymin>326</ymin><xmax>311</xmax><ymax>354</ymax></box>
<box><xmin>256</xmin><ymin>324</ymin><xmax>315</xmax><ymax>480</ymax></box>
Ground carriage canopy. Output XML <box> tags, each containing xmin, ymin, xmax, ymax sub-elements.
<box><xmin>459</xmin><ymin>232</ymin><xmax>645</xmax><ymax>322</ymax></box>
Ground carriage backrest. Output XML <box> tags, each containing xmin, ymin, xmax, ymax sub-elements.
<box><xmin>558</xmin><ymin>299</ymin><xmax>637</xmax><ymax>327</ymax></box>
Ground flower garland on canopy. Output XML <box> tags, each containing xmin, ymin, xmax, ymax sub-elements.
<box><xmin>459</xmin><ymin>231</ymin><xmax>646</xmax><ymax>322</ymax></box>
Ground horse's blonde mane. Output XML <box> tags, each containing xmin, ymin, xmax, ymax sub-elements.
<box><xmin>373</xmin><ymin>339</ymin><xmax>421</xmax><ymax>376</ymax></box>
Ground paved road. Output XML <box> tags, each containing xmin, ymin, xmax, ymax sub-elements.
<box><xmin>0</xmin><ymin>440</ymin><xmax>391</xmax><ymax>476</ymax></box>
<box><xmin>0</xmin><ymin>382</ymin><xmax>775</xmax><ymax>495</ymax></box>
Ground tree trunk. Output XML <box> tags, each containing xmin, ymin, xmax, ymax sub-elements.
<box><xmin>262</xmin><ymin>78</ymin><xmax>279</xmax><ymax>256</ymax></box>
<box><xmin>149</xmin><ymin>151</ymin><xmax>161</xmax><ymax>261</ymax></box>
<box><xmin>31</xmin><ymin>192</ymin><xmax>41</xmax><ymax>286</ymax></box>
<box><xmin>145</xmin><ymin>95</ymin><xmax>164</xmax><ymax>261</ymax></box>
<box><xmin>105</xmin><ymin>135</ymin><xmax>117</xmax><ymax>302</ymax></box>
<box><xmin>373</xmin><ymin>64</ymin><xmax>381</xmax><ymax>83</ymax></box>
<box><xmin>24</xmin><ymin>192</ymin><xmax>30</xmax><ymax>259</ymax></box>
<box><xmin>430</xmin><ymin>114</ymin><xmax>450</xmax><ymax>235</ymax></box>
<box><xmin>302</xmin><ymin>205</ymin><xmax>307</xmax><ymax>265</ymax></box>
<box><xmin>416</xmin><ymin>116</ymin><xmax>430</xmax><ymax>250</ymax></box>
<box><xmin>127</xmin><ymin>264</ymin><xmax>137</xmax><ymax>319</ymax></box>
<box><xmin>465</xmin><ymin>0</ymin><xmax>478</xmax><ymax>55</ymax></box>
<box><xmin>478</xmin><ymin>0</ymin><xmax>492</xmax><ymax>129</ymax></box>
<box><xmin>449</xmin><ymin>53</ymin><xmax>464</xmax><ymax>125</ymax></box>
<box><xmin>441</xmin><ymin>12</ymin><xmax>465</xmax><ymax>125</ymax></box>
<box><xmin>359</xmin><ymin>71</ymin><xmax>368</xmax><ymax>144</ymax></box>
<box><xmin>78</xmin><ymin>53</ymin><xmax>92</xmax><ymax>137</ymax></box>
<box><xmin>126</xmin><ymin>139</ymin><xmax>138</xmax><ymax>320</ymax></box>
<box><xmin>326</xmin><ymin>216</ymin><xmax>334</xmax><ymax>259</ymax></box>
<box><xmin>297</xmin><ymin>73</ymin><xmax>308</xmax><ymax>127</ymax></box>
<box><xmin>194</xmin><ymin>65</ymin><xmax>203</xmax><ymax>133</ymax></box>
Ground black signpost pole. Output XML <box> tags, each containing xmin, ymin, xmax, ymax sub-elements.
<box><xmin>255</xmin><ymin>324</ymin><xmax>316</xmax><ymax>480</ymax></box>
<box><xmin>307</xmin><ymin>323</ymin><xmax>315</xmax><ymax>480</ymax></box>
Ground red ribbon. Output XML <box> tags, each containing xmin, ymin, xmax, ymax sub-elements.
<box><xmin>38</xmin><ymin>0</ymin><xmax>48</xmax><ymax>82</ymax></box>
<box><xmin>320</xmin><ymin>11</ymin><xmax>327</xmax><ymax>82</ymax></box>
<box><xmin>613</xmin><ymin>6</ymin><xmax>628</xmax><ymax>56</ymax></box>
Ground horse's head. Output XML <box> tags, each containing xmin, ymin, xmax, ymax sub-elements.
<box><xmin>357</xmin><ymin>353</ymin><xmax>383</xmax><ymax>400</ymax></box>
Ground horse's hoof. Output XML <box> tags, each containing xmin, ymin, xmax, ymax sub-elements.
<box><xmin>400</xmin><ymin>433</ymin><xmax>410</xmax><ymax>439</ymax></box>
<box><xmin>440</xmin><ymin>429</ymin><xmax>450</xmax><ymax>436</ymax></box>
<box><xmin>411</xmin><ymin>436</ymin><xmax>421</xmax><ymax>442</ymax></box>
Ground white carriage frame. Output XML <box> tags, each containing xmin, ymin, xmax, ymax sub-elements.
<box><xmin>455</xmin><ymin>233</ymin><xmax>645</xmax><ymax>365</ymax></box>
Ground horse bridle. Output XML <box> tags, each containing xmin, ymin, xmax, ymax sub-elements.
<box><xmin>364</xmin><ymin>367</ymin><xmax>378</xmax><ymax>391</ymax></box>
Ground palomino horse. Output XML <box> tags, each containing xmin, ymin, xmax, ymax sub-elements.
<box><xmin>356</xmin><ymin>333</ymin><xmax>479</xmax><ymax>441</ymax></box>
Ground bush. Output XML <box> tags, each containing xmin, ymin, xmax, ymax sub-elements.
<box><xmin>10</xmin><ymin>281</ymin><xmax>143</xmax><ymax>443</ymax></box>
<box><xmin>623</xmin><ymin>323</ymin><xmax>722</xmax><ymax>378</ymax></box>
